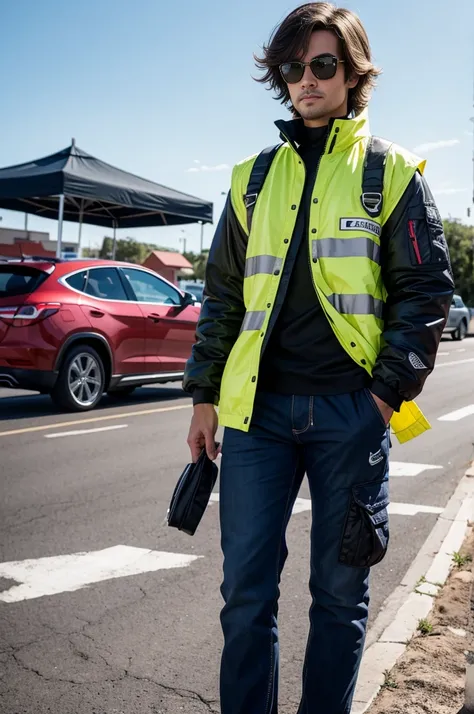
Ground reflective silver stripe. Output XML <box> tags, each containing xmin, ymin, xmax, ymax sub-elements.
<box><xmin>241</xmin><ymin>310</ymin><xmax>266</xmax><ymax>332</ymax></box>
<box><xmin>326</xmin><ymin>293</ymin><xmax>383</xmax><ymax>318</ymax></box>
<box><xmin>311</xmin><ymin>237</ymin><xmax>380</xmax><ymax>263</ymax></box>
<box><xmin>245</xmin><ymin>255</ymin><xmax>283</xmax><ymax>277</ymax></box>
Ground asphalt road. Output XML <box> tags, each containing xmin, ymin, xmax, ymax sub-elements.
<box><xmin>1</xmin><ymin>337</ymin><xmax>474</xmax><ymax>714</ymax></box>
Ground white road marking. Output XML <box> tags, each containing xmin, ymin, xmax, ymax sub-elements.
<box><xmin>0</xmin><ymin>545</ymin><xmax>202</xmax><ymax>603</ymax></box>
<box><xmin>290</xmin><ymin>497</ymin><xmax>311</xmax><ymax>514</ymax></box>
<box><xmin>438</xmin><ymin>404</ymin><xmax>474</xmax><ymax>422</ymax></box>
<box><xmin>435</xmin><ymin>357</ymin><xmax>474</xmax><ymax>369</ymax></box>
<box><xmin>456</xmin><ymin>348</ymin><xmax>466</xmax><ymax>353</ymax></box>
<box><xmin>44</xmin><ymin>424</ymin><xmax>128</xmax><ymax>439</ymax></box>
<box><xmin>389</xmin><ymin>461</ymin><xmax>442</xmax><ymax>477</ymax></box>
<box><xmin>388</xmin><ymin>503</ymin><xmax>444</xmax><ymax>516</ymax></box>
<box><xmin>437</xmin><ymin>351</ymin><xmax>450</xmax><ymax>356</ymax></box>
<box><xmin>209</xmin><ymin>493</ymin><xmax>443</xmax><ymax>516</ymax></box>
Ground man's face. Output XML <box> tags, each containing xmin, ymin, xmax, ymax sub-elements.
<box><xmin>286</xmin><ymin>30</ymin><xmax>358</xmax><ymax>127</ymax></box>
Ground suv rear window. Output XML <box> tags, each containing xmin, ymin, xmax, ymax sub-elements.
<box><xmin>0</xmin><ymin>266</ymin><xmax>48</xmax><ymax>298</ymax></box>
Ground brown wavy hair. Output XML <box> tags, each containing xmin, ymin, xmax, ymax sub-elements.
<box><xmin>254</xmin><ymin>3</ymin><xmax>381</xmax><ymax>116</ymax></box>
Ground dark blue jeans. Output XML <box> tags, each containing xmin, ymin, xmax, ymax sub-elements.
<box><xmin>219</xmin><ymin>389</ymin><xmax>390</xmax><ymax>714</ymax></box>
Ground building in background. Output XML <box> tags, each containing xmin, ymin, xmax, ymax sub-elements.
<box><xmin>142</xmin><ymin>250</ymin><xmax>193</xmax><ymax>285</ymax></box>
<box><xmin>0</xmin><ymin>227</ymin><xmax>78</xmax><ymax>258</ymax></box>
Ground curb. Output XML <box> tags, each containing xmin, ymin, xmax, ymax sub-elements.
<box><xmin>463</xmin><ymin>540</ymin><xmax>474</xmax><ymax>713</ymax></box>
<box><xmin>352</xmin><ymin>463</ymin><xmax>474</xmax><ymax>714</ymax></box>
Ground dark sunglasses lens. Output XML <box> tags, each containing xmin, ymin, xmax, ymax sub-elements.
<box><xmin>311</xmin><ymin>56</ymin><xmax>337</xmax><ymax>80</ymax></box>
<box><xmin>280</xmin><ymin>62</ymin><xmax>304</xmax><ymax>84</ymax></box>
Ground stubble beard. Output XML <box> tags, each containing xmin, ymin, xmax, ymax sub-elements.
<box><xmin>297</xmin><ymin>102</ymin><xmax>330</xmax><ymax>122</ymax></box>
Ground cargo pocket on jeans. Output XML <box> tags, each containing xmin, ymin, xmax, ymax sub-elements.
<box><xmin>339</xmin><ymin>480</ymin><xmax>389</xmax><ymax>568</ymax></box>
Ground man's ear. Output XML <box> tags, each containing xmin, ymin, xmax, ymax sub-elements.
<box><xmin>347</xmin><ymin>74</ymin><xmax>359</xmax><ymax>89</ymax></box>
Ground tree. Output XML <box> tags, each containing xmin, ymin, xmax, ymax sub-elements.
<box><xmin>183</xmin><ymin>250</ymin><xmax>209</xmax><ymax>280</ymax></box>
<box><xmin>99</xmin><ymin>236</ymin><xmax>174</xmax><ymax>264</ymax></box>
<box><xmin>192</xmin><ymin>250</ymin><xmax>209</xmax><ymax>281</ymax></box>
<box><xmin>443</xmin><ymin>220</ymin><xmax>474</xmax><ymax>304</ymax></box>
<box><xmin>81</xmin><ymin>246</ymin><xmax>100</xmax><ymax>258</ymax></box>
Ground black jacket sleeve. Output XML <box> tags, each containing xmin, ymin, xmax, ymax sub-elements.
<box><xmin>371</xmin><ymin>171</ymin><xmax>455</xmax><ymax>411</ymax></box>
<box><xmin>183</xmin><ymin>193</ymin><xmax>247</xmax><ymax>405</ymax></box>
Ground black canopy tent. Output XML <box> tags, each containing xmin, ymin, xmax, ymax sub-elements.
<box><xmin>0</xmin><ymin>140</ymin><xmax>213</xmax><ymax>257</ymax></box>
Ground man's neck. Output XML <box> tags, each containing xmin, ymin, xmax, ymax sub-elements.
<box><xmin>303</xmin><ymin>118</ymin><xmax>330</xmax><ymax>129</ymax></box>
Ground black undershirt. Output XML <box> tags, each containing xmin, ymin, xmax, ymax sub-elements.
<box><xmin>258</xmin><ymin>123</ymin><xmax>370</xmax><ymax>396</ymax></box>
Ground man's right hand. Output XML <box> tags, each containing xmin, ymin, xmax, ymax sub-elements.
<box><xmin>187</xmin><ymin>403</ymin><xmax>219</xmax><ymax>462</ymax></box>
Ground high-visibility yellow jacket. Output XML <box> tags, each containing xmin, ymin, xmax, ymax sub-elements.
<box><xmin>184</xmin><ymin>110</ymin><xmax>454</xmax><ymax>444</ymax></box>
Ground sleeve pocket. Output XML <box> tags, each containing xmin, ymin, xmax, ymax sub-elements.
<box><xmin>339</xmin><ymin>480</ymin><xmax>390</xmax><ymax>568</ymax></box>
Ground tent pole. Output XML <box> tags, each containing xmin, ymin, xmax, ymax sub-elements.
<box><xmin>199</xmin><ymin>220</ymin><xmax>204</xmax><ymax>253</ymax></box>
<box><xmin>77</xmin><ymin>199</ymin><xmax>84</xmax><ymax>258</ymax></box>
<box><xmin>112</xmin><ymin>222</ymin><xmax>117</xmax><ymax>260</ymax></box>
<box><xmin>56</xmin><ymin>195</ymin><xmax>65</xmax><ymax>258</ymax></box>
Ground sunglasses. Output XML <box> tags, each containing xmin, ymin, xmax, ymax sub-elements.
<box><xmin>279</xmin><ymin>54</ymin><xmax>345</xmax><ymax>84</ymax></box>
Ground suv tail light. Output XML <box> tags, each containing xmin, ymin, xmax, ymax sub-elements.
<box><xmin>0</xmin><ymin>303</ymin><xmax>61</xmax><ymax>326</ymax></box>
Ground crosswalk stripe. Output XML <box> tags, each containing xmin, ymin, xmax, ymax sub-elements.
<box><xmin>389</xmin><ymin>461</ymin><xmax>442</xmax><ymax>477</ymax></box>
<box><xmin>438</xmin><ymin>404</ymin><xmax>474</xmax><ymax>422</ymax></box>
<box><xmin>435</xmin><ymin>358</ymin><xmax>474</xmax><ymax>369</ymax></box>
<box><xmin>208</xmin><ymin>493</ymin><xmax>444</xmax><ymax>517</ymax></box>
<box><xmin>0</xmin><ymin>545</ymin><xmax>202</xmax><ymax>603</ymax></box>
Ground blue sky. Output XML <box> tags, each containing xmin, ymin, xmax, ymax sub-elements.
<box><xmin>1</xmin><ymin>0</ymin><xmax>473</xmax><ymax>254</ymax></box>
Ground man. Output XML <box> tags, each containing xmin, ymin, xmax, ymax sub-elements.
<box><xmin>183</xmin><ymin>3</ymin><xmax>454</xmax><ymax>713</ymax></box>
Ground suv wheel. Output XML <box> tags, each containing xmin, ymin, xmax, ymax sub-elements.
<box><xmin>51</xmin><ymin>345</ymin><xmax>105</xmax><ymax>411</ymax></box>
<box><xmin>452</xmin><ymin>321</ymin><xmax>467</xmax><ymax>341</ymax></box>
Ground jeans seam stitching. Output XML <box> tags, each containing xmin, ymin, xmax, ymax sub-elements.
<box><xmin>291</xmin><ymin>396</ymin><xmax>313</xmax><ymax>436</ymax></box>
<box><xmin>263</xmin><ymin>454</ymin><xmax>300</xmax><ymax>714</ymax></box>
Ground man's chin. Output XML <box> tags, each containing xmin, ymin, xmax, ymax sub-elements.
<box><xmin>297</xmin><ymin>105</ymin><xmax>327</xmax><ymax>121</ymax></box>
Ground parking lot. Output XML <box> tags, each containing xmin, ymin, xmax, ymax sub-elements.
<box><xmin>0</xmin><ymin>337</ymin><xmax>472</xmax><ymax>713</ymax></box>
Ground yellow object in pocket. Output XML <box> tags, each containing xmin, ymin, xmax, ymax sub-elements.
<box><xmin>390</xmin><ymin>401</ymin><xmax>431</xmax><ymax>444</ymax></box>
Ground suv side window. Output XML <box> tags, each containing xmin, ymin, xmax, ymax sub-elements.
<box><xmin>65</xmin><ymin>270</ymin><xmax>87</xmax><ymax>292</ymax></box>
<box><xmin>454</xmin><ymin>296</ymin><xmax>464</xmax><ymax>308</ymax></box>
<box><xmin>85</xmin><ymin>268</ymin><xmax>128</xmax><ymax>301</ymax></box>
<box><xmin>121</xmin><ymin>268</ymin><xmax>181</xmax><ymax>305</ymax></box>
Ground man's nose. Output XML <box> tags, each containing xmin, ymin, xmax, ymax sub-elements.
<box><xmin>301</xmin><ymin>63</ymin><xmax>317</xmax><ymax>88</ymax></box>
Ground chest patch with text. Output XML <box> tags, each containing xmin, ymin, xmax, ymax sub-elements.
<box><xmin>339</xmin><ymin>218</ymin><xmax>381</xmax><ymax>238</ymax></box>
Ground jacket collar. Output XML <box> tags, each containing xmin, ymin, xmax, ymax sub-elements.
<box><xmin>275</xmin><ymin>108</ymin><xmax>370</xmax><ymax>155</ymax></box>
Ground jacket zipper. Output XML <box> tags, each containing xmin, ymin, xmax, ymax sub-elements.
<box><xmin>408</xmin><ymin>220</ymin><xmax>422</xmax><ymax>264</ymax></box>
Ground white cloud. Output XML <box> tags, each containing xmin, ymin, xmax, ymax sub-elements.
<box><xmin>186</xmin><ymin>163</ymin><xmax>230</xmax><ymax>173</ymax></box>
<box><xmin>465</xmin><ymin>130</ymin><xmax>473</xmax><ymax>137</ymax></box>
<box><xmin>193</xmin><ymin>159</ymin><xmax>201</xmax><ymax>164</ymax></box>
<box><xmin>412</xmin><ymin>138</ymin><xmax>460</xmax><ymax>154</ymax></box>
<box><xmin>433</xmin><ymin>187</ymin><xmax>468</xmax><ymax>196</ymax></box>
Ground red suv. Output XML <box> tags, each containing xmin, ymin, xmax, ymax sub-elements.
<box><xmin>0</xmin><ymin>258</ymin><xmax>200</xmax><ymax>411</ymax></box>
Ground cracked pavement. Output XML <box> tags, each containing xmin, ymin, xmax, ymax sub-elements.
<box><xmin>1</xmin><ymin>363</ymin><xmax>473</xmax><ymax>713</ymax></box>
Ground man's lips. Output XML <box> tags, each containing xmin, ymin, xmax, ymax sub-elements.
<box><xmin>300</xmin><ymin>94</ymin><xmax>324</xmax><ymax>102</ymax></box>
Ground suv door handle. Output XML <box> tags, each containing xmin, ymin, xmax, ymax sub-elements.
<box><xmin>148</xmin><ymin>314</ymin><xmax>161</xmax><ymax>323</ymax></box>
<box><xmin>90</xmin><ymin>309</ymin><xmax>104</xmax><ymax>318</ymax></box>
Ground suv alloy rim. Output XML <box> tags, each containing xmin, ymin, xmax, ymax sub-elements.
<box><xmin>67</xmin><ymin>353</ymin><xmax>102</xmax><ymax>406</ymax></box>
